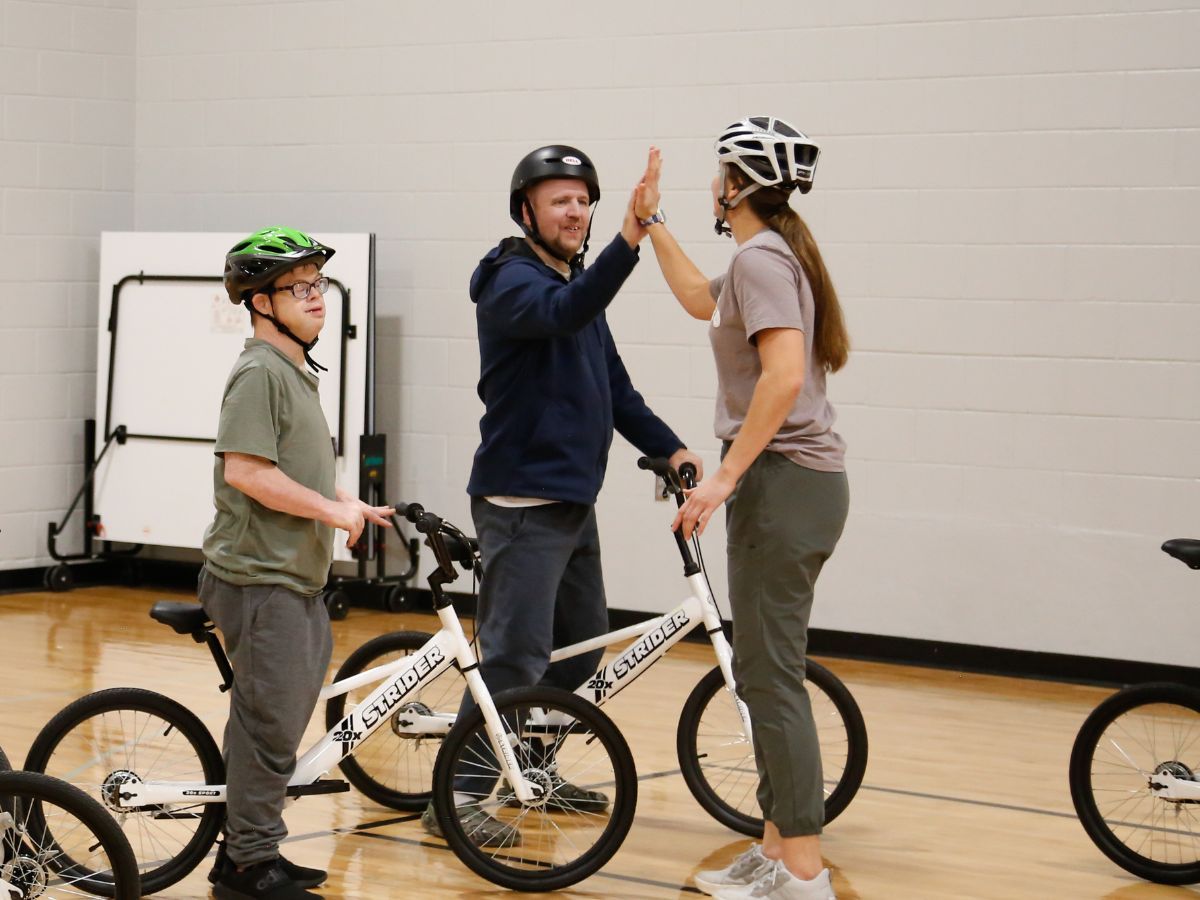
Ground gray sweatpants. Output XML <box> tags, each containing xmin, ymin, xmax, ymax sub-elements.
<box><xmin>726</xmin><ymin>451</ymin><xmax>849</xmax><ymax>837</ymax></box>
<box><xmin>198</xmin><ymin>567</ymin><xmax>333</xmax><ymax>867</ymax></box>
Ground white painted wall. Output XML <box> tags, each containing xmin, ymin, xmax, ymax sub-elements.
<box><xmin>0</xmin><ymin>0</ymin><xmax>135</xmax><ymax>565</ymax></box>
<box><xmin>2</xmin><ymin>0</ymin><xmax>1197</xmax><ymax>666</ymax></box>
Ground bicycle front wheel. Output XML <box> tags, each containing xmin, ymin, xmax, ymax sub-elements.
<box><xmin>432</xmin><ymin>686</ymin><xmax>637</xmax><ymax>892</ymax></box>
<box><xmin>24</xmin><ymin>687</ymin><xmax>225</xmax><ymax>895</ymax></box>
<box><xmin>0</xmin><ymin>770</ymin><xmax>142</xmax><ymax>899</ymax></box>
<box><xmin>325</xmin><ymin>630</ymin><xmax>462</xmax><ymax>811</ymax></box>
<box><xmin>677</xmin><ymin>659</ymin><xmax>868</xmax><ymax>837</ymax></box>
<box><xmin>1070</xmin><ymin>682</ymin><xmax>1200</xmax><ymax>885</ymax></box>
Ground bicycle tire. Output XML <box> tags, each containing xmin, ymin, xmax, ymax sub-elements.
<box><xmin>432</xmin><ymin>686</ymin><xmax>637</xmax><ymax>892</ymax></box>
<box><xmin>24</xmin><ymin>687</ymin><xmax>225</xmax><ymax>895</ymax></box>
<box><xmin>324</xmin><ymin>630</ymin><xmax>461</xmax><ymax>811</ymax></box>
<box><xmin>0</xmin><ymin>769</ymin><xmax>142</xmax><ymax>900</ymax></box>
<box><xmin>676</xmin><ymin>659</ymin><xmax>868</xmax><ymax>837</ymax></box>
<box><xmin>1070</xmin><ymin>681</ymin><xmax>1200</xmax><ymax>885</ymax></box>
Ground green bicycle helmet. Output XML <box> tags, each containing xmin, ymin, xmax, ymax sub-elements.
<box><xmin>224</xmin><ymin>226</ymin><xmax>336</xmax><ymax>373</ymax></box>
<box><xmin>224</xmin><ymin>226</ymin><xmax>335</xmax><ymax>304</ymax></box>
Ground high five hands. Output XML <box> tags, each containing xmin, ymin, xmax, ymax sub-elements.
<box><xmin>622</xmin><ymin>146</ymin><xmax>665</xmax><ymax>248</ymax></box>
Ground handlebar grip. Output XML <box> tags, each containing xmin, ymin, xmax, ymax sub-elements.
<box><xmin>395</xmin><ymin>502</ymin><xmax>423</xmax><ymax>523</ymax></box>
<box><xmin>391</xmin><ymin>502</ymin><xmax>442</xmax><ymax>535</ymax></box>
<box><xmin>637</xmin><ymin>456</ymin><xmax>672</xmax><ymax>477</ymax></box>
<box><xmin>679</xmin><ymin>462</ymin><xmax>697</xmax><ymax>489</ymax></box>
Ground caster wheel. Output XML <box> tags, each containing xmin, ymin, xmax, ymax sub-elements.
<box><xmin>324</xmin><ymin>588</ymin><xmax>350</xmax><ymax>621</ymax></box>
<box><xmin>384</xmin><ymin>584</ymin><xmax>412</xmax><ymax>613</ymax></box>
<box><xmin>44</xmin><ymin>565</ymin><xmax>73</xmax><ymax>593</ymax></box>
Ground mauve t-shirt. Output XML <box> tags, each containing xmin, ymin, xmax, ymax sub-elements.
<box><xmin>708</xmin><ymin>228</ymin><xmax>845</xmax><ymax>472</ymax></box>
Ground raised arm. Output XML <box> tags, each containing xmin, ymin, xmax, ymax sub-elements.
<box><xmin>478</xmin><ymin>235</ymin><xmax>641</xmax><ymax>339</ymax></box>
<box><xmin>634</xmin><ymin>146</ymin><xmax>716</xmax><ymax>321</ymax></box>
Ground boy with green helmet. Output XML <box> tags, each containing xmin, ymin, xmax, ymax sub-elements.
<box><xmin>223</xmin><ymin>226</ymin><xmax>337</xmax><ymax>373</ymax></box>
<box><xmin>202</xmin><ymin>226</ymin><xmax>393</xmax><ymax>899</ymax></box>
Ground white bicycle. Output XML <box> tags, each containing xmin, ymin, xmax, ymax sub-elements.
<box><xmin>24</xmin><ymin>504</ymin><xmax>638</xmax><ymax>894</ymax></box>
<box><xmin>1069</xmin><ymin>537</ymin><xmax>1200</xmax><ymax>885</ymax></box>
<box><xmin>329</xmin><ymin>458</ymin><xmax>867</xmax><ymax>838</ymax></box>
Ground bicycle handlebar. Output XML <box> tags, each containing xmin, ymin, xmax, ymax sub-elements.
<box><xmin>389</xmin><ymin>503</ymin><xmax>480</xmax><ymax>605</ymax></box>
<box><xmin>635</xmin><ymin>458</ymin><xmax>703</xmax><ymax>576</ymax></box>
<box><xmin>637</xmin><ymin>457</ymin><xmax>697</xmax><ymax>493</ymax></box>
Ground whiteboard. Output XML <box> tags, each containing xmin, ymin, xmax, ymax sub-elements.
<box><xmin>92</xmin><ymin>232</ymin><xmax>374</xmax><ymax>559</ymax></box>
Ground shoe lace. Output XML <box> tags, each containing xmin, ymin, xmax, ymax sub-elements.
<box><xmin>748</xmin><ymin>860</ymin><xmax>785</xmax><ymax>897</ymax></box>
<box><xmin>728</xmin><ymin>845</ymin><xmax>766</xmax><ymax>879</ymax></box>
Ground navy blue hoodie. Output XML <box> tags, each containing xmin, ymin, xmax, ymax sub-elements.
<box><xmin>467</xmin><ymin>234</ymin><xmax>683</xmax><ymax>505</ymax></box>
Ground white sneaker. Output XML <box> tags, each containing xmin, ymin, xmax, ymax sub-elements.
<box><xmin>715</xmin><ymin>862</ymin><xmax>836</xmax><ymax>900</ymax></box>
<box><xmin>694</xmin><ymin>844</ymin><xmax>772</xmax><ymax>896</ymax></box>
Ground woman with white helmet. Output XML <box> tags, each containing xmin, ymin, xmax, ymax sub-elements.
<box><xmin>633</xmin><ymin>118</ymin><xmax>850</xmax><ymax>900</ymax></box>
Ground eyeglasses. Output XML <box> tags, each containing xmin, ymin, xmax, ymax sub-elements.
<box><xmin>273</xmin><ymin>276</ymin><xmax>329</xmax><ymax>299</ymax></box>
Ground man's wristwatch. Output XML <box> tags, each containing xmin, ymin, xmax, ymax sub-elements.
<box><xmin>638</xmin><ymin>209</ymin><xmax>666</xmax><ymax>227</ymax></box>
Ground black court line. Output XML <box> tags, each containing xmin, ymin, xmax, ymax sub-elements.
<box><xmin>635</xmin><ymin>764</ymin><xmax>1084</xmax><ymax>823</ymax></box>
<box><xmin>352</xmin><ymin>829</ymin><xmax>702</xmax><ymax>894</ymax></box>
<box><xmin>857</xmin><ymin>783</ymin><xmax>1080</xmax><ymax>821</ymax></box>
<box><xmin>259</xmin><ymin>767</ymin><xmax>1096</xmax><ymax>896</ymax></box>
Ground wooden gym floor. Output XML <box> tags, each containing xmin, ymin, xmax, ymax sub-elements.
<box><xmin>0</xmin><ymin>586</ymin><xmax>1194</xmax><ymax>899</ymax></box>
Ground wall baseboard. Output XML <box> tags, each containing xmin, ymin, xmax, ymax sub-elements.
<box><xmin>5</xmin><ymin>562</ymin><xmax>1196</xmax><ymax>689</ymax></box>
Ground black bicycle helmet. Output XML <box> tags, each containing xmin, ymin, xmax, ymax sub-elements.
<box><xmin>509</xmin><ymin>145</ymin><xmax>600</xmax><ymax>271</ymax></box>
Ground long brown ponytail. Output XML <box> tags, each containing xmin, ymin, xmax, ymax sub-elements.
<box><xmin>731</xmin><ymin>170</ymin><xmax>850</xmax><ymax>373</ymax></box>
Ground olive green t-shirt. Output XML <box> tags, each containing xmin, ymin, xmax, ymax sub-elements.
<box><xmin>202</xmin><ymin>339</ymin><xmax>335</xmax><ymax>595</ymax></box>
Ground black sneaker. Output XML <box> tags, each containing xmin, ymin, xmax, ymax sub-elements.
<box><xmin>208</xmin><ymin>841</ymin><xmax>327</xmax><ymax>889</ymax></box>
<box><xmin>212</xmin><ymin>858</ymin><xmax>323</xmax><ymax>900</ymax></box>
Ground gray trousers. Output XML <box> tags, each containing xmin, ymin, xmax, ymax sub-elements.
<box><xmin>198</xmin><ymin>567</ymin><xmax>333</xmax><ymax>867</ymax></box>
<box><xmin>453</xmin><ymin>498</ymin><xmax>609</xmax><ymax>796</ymax></box>
<box><xmin>726</xmin><ymin>451</ymin><xmax>849</xmax><ymax>837</ymax></box>
<box><xmin>466</xmin><ymin>498</ymin><xmax>609</xmax><ymax>702</ymax></box>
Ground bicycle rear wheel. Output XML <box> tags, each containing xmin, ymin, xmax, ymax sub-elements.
<box><xmin>1070</xmin><ymin>682</ymin><xmax>1200</xmax><ymax>885</ymax></box>
<box><xmin>432</xmin><ymin>686</ymin><xmax>637</xmax><ymax>892</ymax></box>
<box><xmin>24</xmin><ymin>687</ymin><xmax>225</xmax><ymax>895</ymax></box>
<box><xmin>677</xmin><ymin>659</ymin><xmax>868</xmax><ymax>837</ymax></box>
<box><xmin>0</xmin><ymin>769</ymin><xmax>142</xmax><ymax>899</ymax></box>
<box><xmin>325</xmin><ymin>630</ymin><xmax>462</xmax><ymax>810</ymax></box>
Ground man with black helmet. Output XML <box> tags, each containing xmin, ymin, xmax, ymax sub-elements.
<box><xmin>421</xmin><ymin>148</ymin><xmax>702</xmax><ymax>843</ymax></box>
<box><xmin>202</xmin><ymin>227</ymin><xmax>393</xmax><ymax>899</ymax></box>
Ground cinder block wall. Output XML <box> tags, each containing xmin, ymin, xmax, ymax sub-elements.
<box><xmin>0</xmin><ymin>0</ymin><xmax>135</xmax><ymax>564</ymax></box>
<box><xmin>3</xmin><ymin>0</ymin><xmax>1197</xmax><ymax>665</ymax></box>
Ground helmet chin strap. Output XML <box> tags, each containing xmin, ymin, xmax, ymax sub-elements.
<box><xmin>523</xmin><ymin>198</ymin><xmax>594</xmax><ymax>272</ymax></box>
<box><xmin>713</xmin><ymin>166</ymin><xmax>763</xmax><ymax>238</ymax></box>
<box><xmin>244</xmin><ymin>298</ymin><xmax>327</xmax><ymax>373</ymax></box>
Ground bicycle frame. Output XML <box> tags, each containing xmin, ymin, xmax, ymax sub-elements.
<box><xmin>380</xmin><ymin>460</ymin><xmax>755</xmax><ymax>745</ymax></box>
<box><xmin>116</xmin><ymin>585</ymin><xmax>540</xmax><ymax>810</ymax></box>
<box><xmin>1149</xmin><ymin>772</ymin><xmax>1200</xmax><ymax>802</ymax></box>
<box><xmin>378</xmin><ymin>461</ymin><xmax>754</xmax><ymax>745</ymax></box>
<box><xmin>557</xmin><ymin>571</ymin><xmax>751</xmax><ymax>738</ymax></box>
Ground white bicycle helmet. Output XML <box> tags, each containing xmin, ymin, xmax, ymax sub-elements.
<box><xmin>715</xmin><ymin>116</ymin><xmax>820</xmax><ymax>193</ymax></box>
<box><xmin>713</xmin><ymin>116</ymin><xmax>819</xmax><ymax>236</ymax></box>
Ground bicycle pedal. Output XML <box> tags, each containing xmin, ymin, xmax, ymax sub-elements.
<box><xmin>286</xmin><ymin>779</ymin><xmax>351</xmax><ymax>798</ymax></box>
